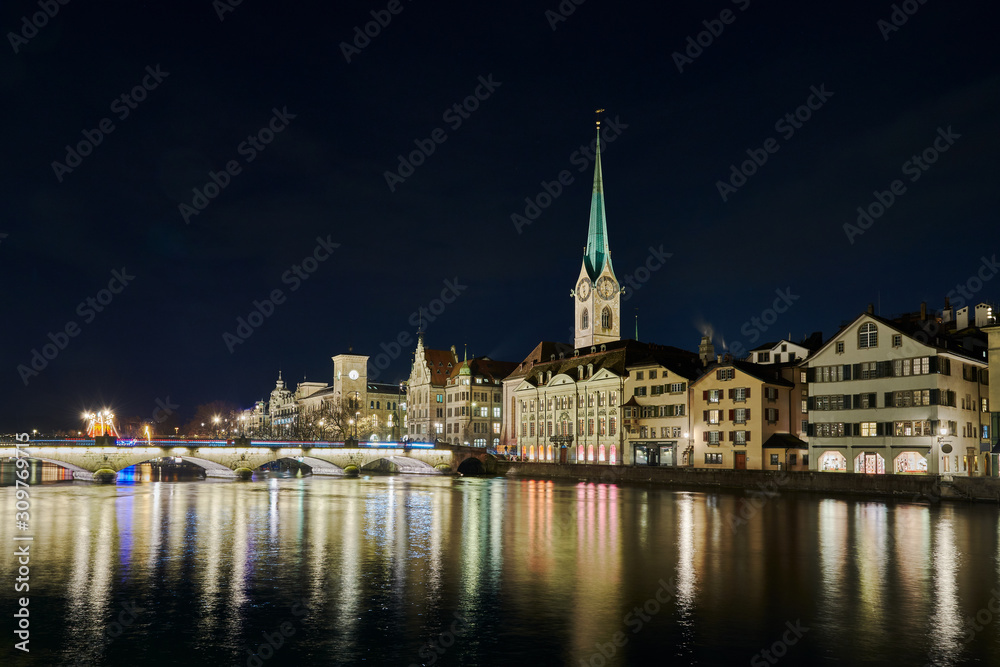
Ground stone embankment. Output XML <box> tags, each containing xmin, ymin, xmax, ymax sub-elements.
<box><xmin>495</xmin><ymin>461</ymin><xmax>1000</xmax><ymax>503</ymax></box>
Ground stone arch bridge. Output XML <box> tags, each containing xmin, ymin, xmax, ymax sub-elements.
<box><xmin>0</xmin><ymin>439</ymin><xmax>494</xmax><ymax>482</ymax></box>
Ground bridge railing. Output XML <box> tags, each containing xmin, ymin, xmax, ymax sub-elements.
<box><xmin>5</xmin><ymin>438</ymin><xmax>445</xmax><ymax>449</ymax></box>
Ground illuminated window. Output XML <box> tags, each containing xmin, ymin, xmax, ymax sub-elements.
<box><xmin>861</xmin><ymin>422</ymin><xmax>877</xmax><ymax>437</ymax></box>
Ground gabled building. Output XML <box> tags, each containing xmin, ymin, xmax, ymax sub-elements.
<box><xmin>806</xmin><ymin>308</ymin><xmax>990</xmax><ymax>475</ymax></box>
<box><xmin>406</xmin><ymin>334</ymin><xmax>459</xmax><ymax>441</ymax></box>
<box><xmin>504</xmin><ymin>339</ymin><xmax>698</xmax><ymax>465</ymax></box>
<box><xmin>622</xmin><ymin>349</ymin><xmax>703</xmax><ymax>467</ymax></box>
<box><xmin>691</xmin><ymin>359</ymin><xmax>807</xmax><ymax>470</ymax></box>
<box><xmin>746</xmin><ymin>333</ymin><xmax>822</xmax><ymax>364</ymax></box>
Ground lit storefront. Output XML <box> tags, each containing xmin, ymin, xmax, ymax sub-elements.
<box><xmin>819</xmin><ymin>450</ymin><xmax>847</xmax><ymax>472</ymax></box>
<box><xmin>633</xmin><ymin>440</ymin><xmax>677</xmax><ymax>467</ymax></box>
<box><xmin>893</xmin><ymin>450</ymin><xmax>928</xmax><ymax>474</ymax></box>
<box><xmin>854</xmin><ymin>451</ymin><xmax>886</xmax><ymax>475</ymax></box>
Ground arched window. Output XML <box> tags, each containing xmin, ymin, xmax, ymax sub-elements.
<box><xmin>581</xmin><ymin>309</ymin><xmax>589</xmax><ymax>330</ymax></box>
<box><xmin>609</xmin><ymin>445</ymin><xmax>617</xmax><ymax>465</ymax></box>
<box><xmin>577</xmin><ymin>445</ymin><xmax>584</xmax><ymax>461</ymax></box>
<box><xmin>859</xmin><ymin>322</ymin><xmax>878</xmax><ymax>349</ymax></box>
<box><xmin>601</xmin><ymin>307</ymin><xmax>612</xmax><ymax>330</ymax></box>
<box><xmin>370</xmin><ymin>400</ymin><xmax>375</xmax><ymax>409</ymax></box>
<box><xmin>376</xmin><ymin>401</ymin><xmax>380</xmax><ymax>409</ymax></box>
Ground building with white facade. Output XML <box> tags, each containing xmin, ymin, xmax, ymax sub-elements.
<box><xmin>806</xmin><ymin>309</ymin><xmax>990</xmax><ymax>475</ymax></box>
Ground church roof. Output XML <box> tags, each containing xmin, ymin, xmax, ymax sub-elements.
<box><xmin>504</xmin><ymin>339</ymin><xmax>701</xmax><ymax>383</ymax></box>
<box><xmin>583</xmin><ymin>123</ymin><xmax>614</xmax><ymax>281</ymax></box>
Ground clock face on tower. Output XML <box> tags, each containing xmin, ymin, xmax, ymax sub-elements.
<box><xmin>596</xmin><ymin>276</ymin><xmax>618</xmax><ymax>300</ymax></box>
<box><xmin>576</xmin><ymin>278</ymin><xmax>592</xmax><ymax>301</ymax></box>
<box><xmin>348</xmin><ymin>370</ymin><xmax>359</xmax><ymax>380</ymax></box>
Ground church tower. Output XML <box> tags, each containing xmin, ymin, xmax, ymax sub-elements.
<box><xmin>573</xmin><ymin>116</ymin><xmax>622</xmax><ymax>349</ymax></box>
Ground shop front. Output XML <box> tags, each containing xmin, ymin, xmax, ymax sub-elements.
<box><xmin>632</xmin><ymin>440</ymin><xmax>677</xmax><ymax>467</ymax></box>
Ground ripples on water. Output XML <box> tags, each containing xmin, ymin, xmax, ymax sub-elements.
<box><xmin>2</xmin><ymin>464</ymin><xmax>1000</xmax><ymax>666</ymax></box>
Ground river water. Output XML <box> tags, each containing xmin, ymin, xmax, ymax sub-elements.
<box><xmin>2</xmin><ymin>465</ymin><xmax>1000</xmax><ymax>666</ymax></box>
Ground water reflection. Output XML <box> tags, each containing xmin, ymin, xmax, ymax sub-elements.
<box><xmin>1</xmin><ymin>476</ymin><xmax>999</xmax><ymax>666</ymax></box>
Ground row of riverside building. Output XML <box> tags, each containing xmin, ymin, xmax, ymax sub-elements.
<box><xmin>247</xmin><ymin>120</ymin><xmax>1000</xmax><ymax>476</ymax></box>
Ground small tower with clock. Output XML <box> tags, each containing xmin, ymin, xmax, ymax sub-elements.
<box><xmin>332</xmin><ymin>353</ymin><xmax>368</xmax><ymax>410</ymax></box>
<box><xmin>573</xmin><ymin>113</ymin><xmax>622</xmax><ymax>349</ymax></box>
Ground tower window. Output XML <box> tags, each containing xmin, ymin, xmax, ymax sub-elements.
<box><xmin>581</xmin><ymin>309</ymin><xmax>589</xmax><ymax>330</ymax></box>
<box><xmin>601</xmin><ymin>307</ymin><xmax>612</xmax><ymax>330</ymax></box>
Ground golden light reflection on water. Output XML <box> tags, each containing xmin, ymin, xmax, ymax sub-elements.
<box><xmin>3</xmin><ymin>475</ymin><xmax>1000</xmax><ymax>666</ymax></box>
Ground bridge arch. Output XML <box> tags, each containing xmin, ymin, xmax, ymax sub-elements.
<box><xmin>281</xmin><ymin>456</ymin><xmax>345</xmax><ymax>476</ymax></box>
<box><xmin>456</xmin><ymin>457</ymin><xmax>485</xmax><ymax>475</ymax></box>
<box><xmin>361</xmin><ymin>456</ymin><xmax>442</xmax><ymax>475</ymax></box>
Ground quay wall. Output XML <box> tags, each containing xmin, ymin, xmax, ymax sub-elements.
<box><xmin>495</xmin><ymin>462</ymin><xmax>1000</xmax><ymax>503</ymax></box>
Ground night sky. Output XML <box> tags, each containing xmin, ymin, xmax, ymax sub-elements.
<box><xmin>3</xmin><ymin>0</ymin><xmax>999</xmax><ymax>431</ymax></box>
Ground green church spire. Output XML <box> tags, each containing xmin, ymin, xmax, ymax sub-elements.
<box><xmin>584</xmin><ymin>114</ymin><xmax>613</xmax><ymax>280</ymax></box>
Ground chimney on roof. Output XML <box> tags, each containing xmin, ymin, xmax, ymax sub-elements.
<box><xmin>942</xmin><ymin>296</ymin><xmax>954</xmax><ymax>324</ymax></box>
<box><xmin>867</xmin><ymin>303</ymin><xmax>874</xmax><ymax>314</ymax></box>
<box><xmin>920</xmin><ymin>301</ymin><xmax>927</xmax><ymax>321</ymax></box>
<box><xmin>699</xmin><ymin>335</ymin><xmax>715</xmax><ymax>367</ymax></box>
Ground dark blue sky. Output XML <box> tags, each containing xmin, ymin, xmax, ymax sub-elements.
<box><xmin>3</xmin><ymin>0</ymin><xmax>998</xmax><ymax>430</ymax></box>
